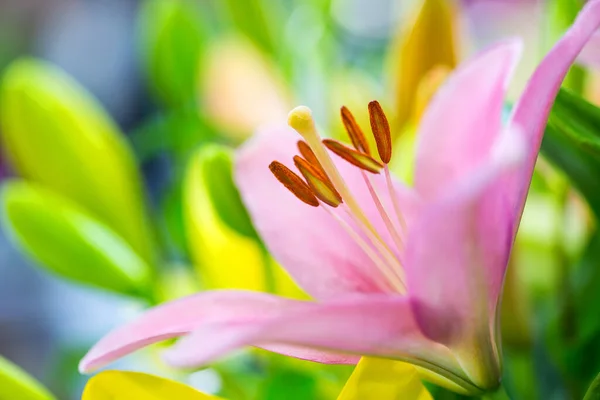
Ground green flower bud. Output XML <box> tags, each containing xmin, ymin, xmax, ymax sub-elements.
<box><xmin>0</xmin><ymin>59</ymin><xmax>155</xmax><ymax>265</ymax></box>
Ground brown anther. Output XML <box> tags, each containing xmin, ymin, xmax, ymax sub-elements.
<box><xmin>297</xmin><ymin>140</ymin><xmax>319</xmax><ymax>166</ymax></box>
<box><xmin>293</xmin><ymin>156</ymin><xmax>342</xmax><ymax>207</ymax></box>
<box><xmin>297</xmin><ymin>140</ymin><xmax>334</xmax><ymax>186</ymax></box>
<box><xmin>368</xmin><ymin>100</ymin><xmax>392</xmax><ymax>164</ymax></box>
<box><xmin>269</xmin><ymin>161</ymin><xmax>319</xmax><ymax>207</ymax></box>
<box><xmin>341</xmin><ymin>106</ymin><xmax>370</xmax><ymax>155</ymax></box>
<box><xmin>322</xmin><ymin>139</ymin><xmax>384</xmax><ymax>174</ymax></box>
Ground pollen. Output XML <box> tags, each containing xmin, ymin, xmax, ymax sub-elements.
<box><xmin>369</xmin><ymin>100</ymin><xmax>392</xmax><ymax>164</ymax></box>
<box><xmin>297</xmin><ymin>140</ymin><xmax>332</xmax><ymax>186</ymax></box>
<box><xmin>341</xmin><ymin>106</ymin><xmax>370</xmax><ymax>155</ymax></box>
<box><xmin>294</xmin><ymin>156</ymin><xmax>342</xmax><ymax>207</ymax></box>
<box><xmin>269</xmin><ymin>161</ymin><xmax>320</xmax><ymax>207</ymax></box>
<box><xmin>322</xmin><ymin>139</ymin><xmax>383</xmax><ymax>174</ymax></box>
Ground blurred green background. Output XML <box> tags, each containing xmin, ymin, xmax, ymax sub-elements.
<box><xmin>2</xmin><ymin>0</ymin><xmax>600</xmax><ymax>399</ymax></box>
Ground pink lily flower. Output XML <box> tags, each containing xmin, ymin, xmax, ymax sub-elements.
<box><xmin>79</xmin><ymin>1</ymin><xmax>600</xmax><ymax>394</ymax></box>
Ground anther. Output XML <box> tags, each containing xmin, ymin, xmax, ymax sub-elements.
<box><xmin>269</xmin><ymin>161</ymin><xmax>320</xmax><ymax>207</ymax></box>
<box><xmin>368</xmin><ymin>101</ymin><xmax>392</xmax><ymax>164</ymax></box>
<box><xmin>322</xmin><ymin>139</ymin><xmax>383</xmax><ymax>174</ymax></box>
<box><xmin>341</xmin><ymin>106</ymin><xmax>370</xmax><ymax>155</ymax></box>
<box><xmin>294</xmin><ymin>156</ymin><xmax>342</xmax><ymax>207</ymax></box>
<box><xmin>297</xmin><ymin>140</ymin><xmax>332</xmax><ymax>186</ymax></box>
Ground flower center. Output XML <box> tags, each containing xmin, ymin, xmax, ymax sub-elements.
<box><xmin>269</xmin><ymin>101</ymin><xmax>409</xmax><ymax>294</ymax></box>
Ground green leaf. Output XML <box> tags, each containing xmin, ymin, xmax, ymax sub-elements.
<box><xmin>197</xmin><ymin>145</ymin><xmax>257</xmax><ymax>239</ymax></box>
<box><xmin>1</xmin><ymin>181</ymin><xmax>152</xmax><ymax>297</ymax></box>
<box><xmin>584</xmin><ymin>371</ymin><xmax>600</xmax><ymax>400</ymax></box>
<box><xmin>547</xmin><ymin>89</ymin><xmax>600</xmax><ymax>156</ymax></box>
<box><xmin>541</xmin><ymin>89</ymin><xmax>600</xmax><ymax>390</ymax></box>
<box><xmin>541</xmin><ymin>89</ymin><xmax>600</xmax><ymax>217</ymax></box>
<box><xmin>130</xmin><ymin>108</ymin><xmax>217</xmax><ymax>165</ymax></box>
<box><xmin>260</xmin><ymin>370</ymin><xmax>318</xmax><ymax>400</ymax></box>
<box><xmin>138</xmin><ymin>0</ymin><xmax>206</xmax><ymax>107</ymax></box>
<box><xmin>0</xmin><ymin>58</ymin><xmax>155</xmax><ymax>265</ymax></box>
<box><xmin>218</xmin><ymin>0</ymin><xmax>278</xmax><ymax>55</ymax></box>
<box><xmin>0</xmin><ymin>356</ymin><xmax>55</xmax><ymax>400</ymax></box>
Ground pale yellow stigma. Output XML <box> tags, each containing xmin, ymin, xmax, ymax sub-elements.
<box><xmin>287</xmin><ymin>106</ymin><xmax>315</xmax><ymax>135</ymax></box>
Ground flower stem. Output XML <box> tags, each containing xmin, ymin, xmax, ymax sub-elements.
<box><xmin>483</xmin><ymin>384</ymin><xmax>511</xmax><ymax>400</ymax></box>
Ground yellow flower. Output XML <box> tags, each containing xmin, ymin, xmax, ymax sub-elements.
<box><xmin>82</xmin><ymin>371</ymin><xmax>221</xmax><ymax>400</ymax></box>
<box><xmin>183</xmin><ymin>144</ymin><xmax>304</xmax><ymax>297</ymax></box>
<box><xmin>389</xmin><ymin>0</ymin><xmax>458</xmax><ymax>133</ymax></box>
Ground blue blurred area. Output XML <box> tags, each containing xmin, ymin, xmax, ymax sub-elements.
<box><xmin>0</xmin><ymin>1</ymin><xmax>146</xmax><ymax>398</ymax></box>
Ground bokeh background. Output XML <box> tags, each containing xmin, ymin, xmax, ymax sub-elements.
<box><xmin>1</xmin><ymin>0</ymin><xmax>599</xmax><ymax>399</ymax></box>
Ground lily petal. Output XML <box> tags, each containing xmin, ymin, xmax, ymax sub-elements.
<box><xmin>82</xmin><ymin>370</ymin><xmax>221</xmax><ymax>400</ymax></box>
<box><xmin>414</xmin><ymin>39</ymin><xmax>522</xmax><ymax>200</ymax></box>
<box><xmin>578</xmin><ymin>31</ymin><xmax>600</xmax><ymax>68</ymax></box>
<box><xmin>506</xmin><ymin>0</ymin><xmax>600</xmax><ymax>225</ymax></box>
<box><xmin>79</xmin><ymin>290</ymin><xmax>353</xmax><ymax>373</ymax></box>
<box><xmin>235</xmin><ymin>126</ymin><xmax>419</xmax><ymax>299</ymax></box>
<box><xmin>163</xmin><ymin>295</ymin><xmax>460</xmax><ymax>384</ymax></box>
<box><xmin>405</xmin><ymin>129</ymin><xmax>525</xmax><ymax>386</ymax></box>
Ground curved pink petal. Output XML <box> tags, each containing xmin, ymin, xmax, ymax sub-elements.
<box><xmin>414</xmin><ymin>39</ymin><xmax>522</xmax><ymax>200</ymax></box>
<box><xmin>235</xmin><ymin>126</ymin><xmax>420</xmax><ymax>299</ymax></box>
<box><xmin>163</xmin><ymin>295</ymin><xmax>460</xmax><ymax>381</ymax></box>
<box><xmin>405</xmin><ymin>129</ymin><xmax>525</xmax><ymax>348</ymax></box>
<box><xmin>578</xmin><ymin>31</ymin><xmax>600</xmax><ymax>68</ymax></box>
<box><xmin>506</xmin><ymin>0</ymin><xmax>600</xmax><ymax>225</ymax></box>
<box><xmin>79</xmin><ymin>290</ymin><xmax>355</xmax><ymax>373</ymax></box>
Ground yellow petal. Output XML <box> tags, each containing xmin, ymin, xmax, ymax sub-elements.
<box><xmin>82</xmin><ymin>371</ymin><xmax>221</xmax><ymax>400</ymax></box>
<box><xmin>337</xmin><ymin>358</ymin><xmax>432</xmax><ymax>400</ymax></box>
<box><xmin>389</xmin><ymin>0</ymin><xmax>458</xmax><ymax>133</ymax></box>
<box><xmin>183</xmin><ymin>146</ymin><xmax>305</xmax><ymax>298</ymax></box>
<box><xmin>411</xmin><ymin>65</ymin><xmax>451</xmax><ymax>123</ymax></box>
<box><xmin>201</xmin><ymin>37</ymin><xmax>290</xmax><ymax>141</ymax></box>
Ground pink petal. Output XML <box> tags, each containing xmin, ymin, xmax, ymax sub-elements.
<box><xmin>414</xmin><ymin>39</ymin><xmax>522</xmax><ymax>200</ymax></box>
<box><xmin>235</xmin><ymin>126</ymin><xmax>420</xmax><ymax>299</ymax></box>
<box><xmin>405</xmin><ymin>130</ymin><xmax>525</xmax><ymax>347</ymax></box>
<box><xmin>506</xmin><ymin>0</ymin><xmax>600</xmax><ymax>224</ymax></box>
<box><xmin>79</xmin><ymin>290</ymin><xmax>354</xmax><ymax>373</ymax></box>
<box><xmin>578</xmin><ymin>31</ymin><xmax>600</xmax><ymax>68</ymax></box>
<box><xmin>163</xmin><ymin>295</ymin><xmax>456</xmax><ymax>375</ymax></box>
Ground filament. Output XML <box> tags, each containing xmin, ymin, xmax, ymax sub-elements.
<box><xmin>385</xmin><ymin>165</ymin><xmax>408</xmax><ymax>232</ymax></box>
<box><xmin>361</xmin><ymin>170</ymin><xmax>405</xmax><ymax>257</ymax></box>
<box><xmin>320</xmin><ymin>205</ymin><xmax>400</xmax><ymax>292</ymax></box>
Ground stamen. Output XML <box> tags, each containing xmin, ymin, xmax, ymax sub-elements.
<box><xmin>297</xmin><ymin>140</ymin><xmax>320</xmax><ymax>167</ymax></box>
<box><xmin>340</xmin><ymin>204</ymin><xmax>407</xmax><ymax>290</ymax></box>
<box><xmin>288</xmin><ymin>106</ymin><xmax>406</xmax><ymax>291</ymax></box>
<box><xmin>288</xmin><ymin>107</ymin><xmax>376</xmax><ymax>228</ymax></box>
<box><xmin>320</xmin><ymin>205</ymin><xmax>397</xmax><ymax>292</ymax></box>
<box><xmin>341</xmin><ymin>106</ymin><xmax>370</xmax><ymax>154</ymax></box>
<box><xmin>361</xmin><ymin>171</ymin><xmax>405</xmax><ymax>255</ymax></box>
<box><xmin>297</xmin><ymin>140</ymin><xmax>333</xmax><ymax>186</ymax></box>
<box><xmin>384</xmin><ymin>165</ymin><xmax>408</xmax><ymax>231</ymax></box>
<box><xmin>269</xmin><ymin>161</ymin><xmax>320</xmax><ymax>207</ymax></box>
<box><xmin>368</xmin><ymin>101</ymin><xmax>392</xmax><ymax>164</ymax></box>
<box><xmin>294</xmin><ymin>156</ymin><xmax>342</xmax><ymax>208</ymax></box>
<box><xmin>323</xmin><ymin>139</ymin><xmax>383</xmax><ymax>174</ymax></box>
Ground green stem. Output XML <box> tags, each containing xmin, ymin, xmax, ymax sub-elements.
<box><xmin>483</xmin><ymin>384</ymin><xmax>511</xmax><ymax>400</ymax></box>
